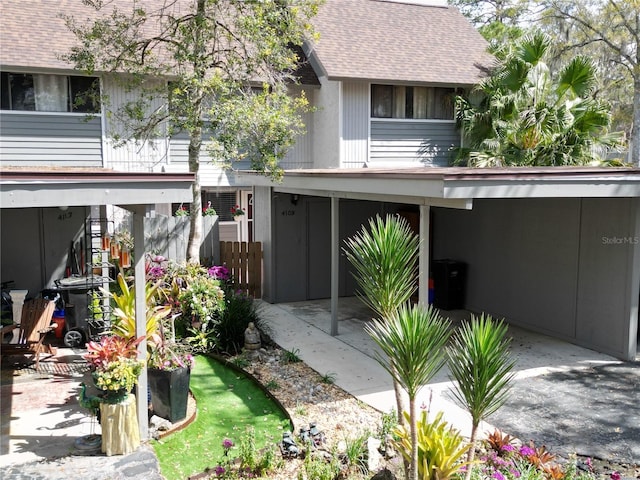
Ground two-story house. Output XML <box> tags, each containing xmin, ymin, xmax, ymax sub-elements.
<box><xmin>1</xmin><ymin>0</ymin><xmax>639</xmax><ymax>363</ymax></box>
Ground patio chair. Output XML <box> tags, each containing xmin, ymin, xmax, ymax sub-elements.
<box><xmin>0</xmin><ymin>298</ymin><xmax>57</xmax><ymax>368</ymax></box>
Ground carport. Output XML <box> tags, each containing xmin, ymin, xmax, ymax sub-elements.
<box><xmin>241</xmin><ymin>166</ymin><xmax>640</xmax><ymax>361</ymax></box>
<box><xmin>0</xmin><ymin>167</ymin><xmax>194</xmax><ymax>439</ymax></box>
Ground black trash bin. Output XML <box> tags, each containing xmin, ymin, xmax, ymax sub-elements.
<box><xmin>433</xmin><ymin>260</ymin><xmax>467</xmax><ymax>310</ymax></box>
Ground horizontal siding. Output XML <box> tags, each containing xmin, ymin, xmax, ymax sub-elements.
<box><xmin>0</xmin><ymin>113</ymin><xmax>102</xmax><ymax>166</ymax></box>
<box><xmin>370</xmin><ymin>120</ymin><xmax>458</xmax><ymax>167</ymax></box>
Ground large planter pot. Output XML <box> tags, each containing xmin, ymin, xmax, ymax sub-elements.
<box><xmin>148</xmin><ymin>367</ymin><xmax>190</xmax><ymax>423</ymax></box>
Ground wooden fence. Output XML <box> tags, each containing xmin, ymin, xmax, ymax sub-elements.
<box><xmin>220</xmin><ymin>241</ymin><xmax>263</xmax><ymax>298</ymax></box>
<box><xmin>145</xmin><ymin>215</ymin><xmax>219</xmax><ymax>264</ymax></box>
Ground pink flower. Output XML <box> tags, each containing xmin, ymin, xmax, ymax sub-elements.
<box><xmin>585</xmin><ymin>458</ymin><xmax>593</xmax><ymax>471</ymax></box>
<box><xmin>208</xmin><ymin>265</ymin><xmax>230</xmax><ymax>280</ymax></box>
<box><xmin>610</xmin><ymin>472</ymin><xmax>621</xmax><ymax>480</ymax></box>
<box><xmin>519</xmin><ymin>446</ymin><xmax>535</xmax><ymax>457</ymax></box>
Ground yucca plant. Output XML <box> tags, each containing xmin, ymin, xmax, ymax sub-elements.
<box><xmin>446</xmin><ymin>314</ymin><xmax>516</xmax><ymax>480</ymax></box>
<box><xmin>343</xmin><ymin>213</ymin><xmax>420</xmax><ymax>424</ymax></box>
<box><xmin>394</xmin><ymin>410</ymin><xmax>471</xmax><ymax>480</ymax></box>
<box><xmin>365</xmin><ymin>304</ymin><xmax>451</xmax><ymax>480</ymax></box>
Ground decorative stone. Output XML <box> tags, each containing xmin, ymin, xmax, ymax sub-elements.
<box><xmin>244</xmin><ymin>322</ymin><xmax>261</xmax><ymax>350</ymax></box>
<box><xmin>367</xmin><ymin>436</ymin><xmax>383</xmax><ymax>472</ymax></box>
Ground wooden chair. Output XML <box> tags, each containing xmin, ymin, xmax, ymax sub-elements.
<box><xmin>0</xmin><ymin>298</ymin><xmax>57</xmax><ymax>368</ymax></box>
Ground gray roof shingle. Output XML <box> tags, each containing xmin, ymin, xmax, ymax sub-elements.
<box><xmin>1</xmin><ymin>0</ymin><xmax>491</xmax><ymax>86</ymax></box>
<box><xmin>307</xmin><ymin>0</ymin><xmax>493</xmax><ymax>86</ymax></box>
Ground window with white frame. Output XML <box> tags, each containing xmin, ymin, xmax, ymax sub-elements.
<box><xmin>371</xmin><ymin>84</ymin><xmax>456</xmax><ymax>120</ymax></box>
<box><xmin>1</xmin><ymin>72</ymin><xmax>100</xmax><ymax>113</ymax></box>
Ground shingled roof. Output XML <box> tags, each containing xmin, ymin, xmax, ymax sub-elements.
<box><xmin>1</xmin><ymin>0</ymin><xmax>491</xmax><ymax>87</ymax></box>
<box><xmin>306</xmin><ymin>0</ymin><xmax>493</xmax><ymax>86</ymax></box>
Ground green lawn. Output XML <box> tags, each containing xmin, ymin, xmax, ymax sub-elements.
<box><xmin>152</xmin><ymin>355</ymin><xmax>289</xmax><ymax>480</ymax></box>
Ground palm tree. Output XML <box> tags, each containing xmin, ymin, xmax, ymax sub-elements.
<box><xmin>365</xmin><ymin>304</ymin><xmax>451</xmax><ymax>480</ymax></box>
<box><xmin>454</xmin><ymin>30</ymin><xmax>622</xmax><ymax>166</ymax></box>
<box><xmin>446</xmin><ymin>314</ymin><xmax>516</xmax><ymax>480</ymax></box>
<box><xmin>343</xmin><ymin>213</ymin><xmax>420</xmax><ymax>424</ymax></box>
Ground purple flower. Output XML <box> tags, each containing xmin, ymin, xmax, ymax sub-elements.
<box><xmin>208</xmin><ymin>265</ymin><xmax>229</xmax><ymax>280</ymax></box>
<box><xmin>214</xmin><ymin>465</ymin><xmax>225</xmax><ymax>476</ymax></box>
<box><xmin>611</xmin><ymin>472</ymin><xmax>621</xmax><ymax>480</ymax></box>
<box><xmin>493</xmin><ymin>471</ymin><xmax>506</xmax><ymax>480</ymax></box>
<box><xmin>222</xmin><ymin>437</ymin><xmax>234</xmax><ymax>455</ymax></box>
<box><xmin>501</xmin><ymin>444</ymin><xmax>515</xmax><ymax>452</ymax></box>
<box><xmin>149</xmin><ymin>266</ymin><xmax>165</xmax><ymax>278</ymax></box>
<box><xmin>152</xmin><ymin>255</ymin><xmax>166</xmax><ymax>263</ymax></box>
<box><xmin>519</xmin><ymin>446</ymin><xmax>535</xmax><ymax>457</ymax></box>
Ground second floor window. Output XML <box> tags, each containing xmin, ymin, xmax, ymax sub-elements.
<box><xmin>371</xmin><ymin>84</ymin><xmax>455</xmax><ymax>120</ymax></box>
<box><xmin>1</xmin><ymin>73</ymin><xmax>100</xmax><ymax>113</ymax></box>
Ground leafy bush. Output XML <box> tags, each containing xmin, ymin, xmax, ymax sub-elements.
<box><xmin>300</xmin><ymin>451</ymin><xmax>341</xmax><ymax>480</ymax></box>
<box><xmin>394</xmin><ymin>410</ymin><xmax>470</xmax><ymax>480</ymax></box>
<box><xmin>214</xmin><ymin>290</ymin><xmax>262</xmax><ymax>355</ymax></box>
<box><xmin>339</xmin><ymin>431</ymin><xmax>370</xmax><ymax>477</ymax></box>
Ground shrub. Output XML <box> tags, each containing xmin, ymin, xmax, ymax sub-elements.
<box><xmin>214</xmin><ymin>290</ymin><xmax>262</xmax><ymax>355</ymax></box>
<box><xmin>394</xmin><ymin>410</ymin><xmax>471</xmax><ymax>480</ymax></box>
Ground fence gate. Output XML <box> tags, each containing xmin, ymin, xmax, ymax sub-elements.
<box><xmin>220</xmin><ymin>241</ymin><xmax>263</xmax><ymax>298</ymax></box>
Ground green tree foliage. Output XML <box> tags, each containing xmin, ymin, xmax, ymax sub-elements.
<box><xmin>448</xmin><ymin>0</ymin><xmax>531</xmax><ymax>27</ymax></box>
<box><xmin>454</xmin><ymin>31</ymin><xmax>622</xmax><ymax>166</ymax></box>
<box><xmin>539</xmin><ymin>0</ymin><xmax>639</xmax><ymax>163</ymax></box>
<box><xmin>63</xmin><ymin>0</ymin><xmax>320</xmax><ymax>262</ymax></box>
<box><xmin>446</xmin><ymin>314</ymin><xmax>515</xmax><ymax>480</ymax></box>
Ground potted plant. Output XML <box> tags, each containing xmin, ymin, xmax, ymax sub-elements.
<box><xmin>230</xmin><ymin>204</ymin><xmax>245</xmax><ymax>220</ymax></box>
<box><xmin>84</xmin><ymin>335</ymin><xmax>145</xmax><ymax>404</ymax></box>
<box><xmin>147</xmin><ymin>335</ymin><xmax>195</xmax><ymax>423</ymax></box>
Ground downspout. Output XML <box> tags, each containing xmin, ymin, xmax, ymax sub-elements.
<box><xmin>331</xmin><ymin>197</ymin><xmax>340</xmax><ymax>336</ymax></box>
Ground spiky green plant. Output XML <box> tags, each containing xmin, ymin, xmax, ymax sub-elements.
<box><xmin>365</xmin><ymin>304</ymin><xmax>451</xmax><ymax>480</ymax></box>
<box><xmin>394</xmin><ymin>410</ymin><xmax>471</xmax><ymax>480</ymax></box>
<box><xmin>446</xmin><ymin>314</ymin><xmax>516</xmax><ymax>480</ymax></box>
<box><xmin>343</xmin><ymin>213</ymin><xmax>420</xmax><ymax>425</ymax></box>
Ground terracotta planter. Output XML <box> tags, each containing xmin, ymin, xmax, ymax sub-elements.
<box><xmin>148</xmin><ymin>367</ymin><xmax>190</xmax><ymax>423</ymax></box>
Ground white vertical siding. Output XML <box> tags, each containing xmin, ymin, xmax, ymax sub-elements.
<box><xmin>312</xmin><ymin>78</ymin><xmax>341</xmax><ymax>169</ymax></box>
<box><xmin>341</xmin><ymin>82</ymin><xmax>369</xmax><ymax>168</ymax></box>
<box><xmin>102</xmin><ymin>76</ymin><xmax>169</xmax><ymax>172</ymax></box>
<box><xmin>280</xmin><ymin>86</ymin><xmax>315</xmax><ymax>169</ymax></box>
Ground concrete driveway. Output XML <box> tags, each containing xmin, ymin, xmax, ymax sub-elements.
<box><xmin>261</xmin><ymin>298</ymin><xmax>640</xmax><ymax>465</ymax></box>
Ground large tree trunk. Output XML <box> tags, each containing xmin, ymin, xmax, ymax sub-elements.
<box><xmin>632</xmin><ymin>77</ymin><xmax>639</xmax><ymax>166</ymax></box>
<box><xmin>186</xmin><ymin>0</ymin><xmax>206</xmax><ymax>264</ymax></box>
<box><xmin>187</xmin><ymin>140</ymin><xmax>202</xmax><ymax>263</ymax></box>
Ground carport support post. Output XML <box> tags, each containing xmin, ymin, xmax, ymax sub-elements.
<box><xmin>418</xmin><ymin>205</ymin><xmax>430</xmax><ymax>306</ymax></box>
<box><xmin>331</xmin><ymin>197</ymin><xmax>339</xmax><ymax>336</ymax></box>
<box><xmin>132</xmin><ymin>205</ymin><xmax>149</xmax><ymax>440</ymax></box>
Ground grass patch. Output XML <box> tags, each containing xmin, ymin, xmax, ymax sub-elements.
<box><xmin>152</xmin><ymin>355</ymin><xmax>289</xmax><ymax>480</ymax></box>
